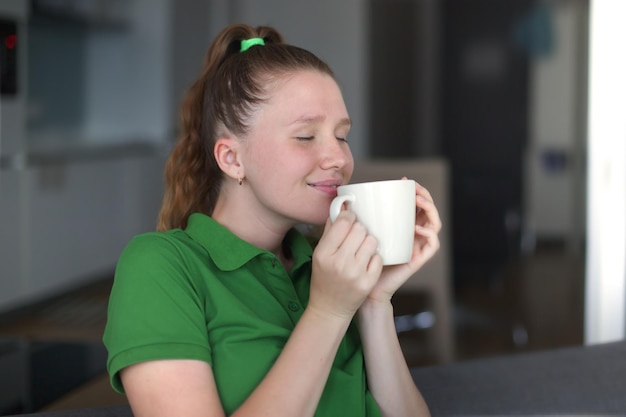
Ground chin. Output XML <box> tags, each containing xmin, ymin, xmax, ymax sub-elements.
<box><xmin>287</xmin><ymin>200</ymin><xmax>332</xmax><ymax>227</ymax></box>
<box><xmin>294</xmin><ymin>209</ymin><xmax>329</xmax><ymax>227</ymax></box>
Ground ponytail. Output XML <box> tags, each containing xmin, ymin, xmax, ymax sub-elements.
<box><xmin>156</xmin><ymin>71</ymin><xmax>215</xmax><ymax>231</ymax></box>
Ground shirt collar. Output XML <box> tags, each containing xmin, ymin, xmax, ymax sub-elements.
<box><xmin>184</xmin><ymin>213</ymin><xmax>313</xmax><ymax>272</ymax></box>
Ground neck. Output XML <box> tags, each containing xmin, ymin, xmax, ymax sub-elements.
<box><xmin>212</xmin><ymin>189</ymin><xmax>294</xmax><ymax>260</ymax></box>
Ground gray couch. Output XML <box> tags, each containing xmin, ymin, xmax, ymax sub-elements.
<box><xmin>8</xmin><ymin>341</ymin><xmax>626</xmax><ymax>416</ymax></box>
<box><xmin>412</xmin><ymin>340</ymin><xmax>626</xmax><ymax>415</ymax></box>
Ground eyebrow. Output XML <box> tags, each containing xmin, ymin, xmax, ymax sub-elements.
<box><xmin>290</xmin><ymin>115</ymin><xmax>352</xmax><ymax>128</ymax></box>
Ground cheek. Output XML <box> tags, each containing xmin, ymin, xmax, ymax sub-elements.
<box><xmin>245</xmin><ymin>149</ymin><xmax>302</xmax><ymax>187</ymax></box>
<box><xmin>270</xmin><ymin>147</ymin><xmax>315</xmax><ymax>173</ymax></box>
<box><xmin>244</xmin><ymin>142</ymin><xmax>282</xmax><ymax>174</ymax></box>
<box><xmin>344</xmin><ymin>151</ymin><xmax>355</xmax><ymax>179</ymax></box>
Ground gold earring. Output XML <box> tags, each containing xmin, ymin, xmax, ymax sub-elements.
<box><xmin>238</xmin><ymin>177</ymin><xmax>244</xmax><ymax>186</ymax></box>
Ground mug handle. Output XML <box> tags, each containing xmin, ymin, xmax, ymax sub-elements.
<box><xmin>329</xmin><ymin>194</ymin><xmax>355</xmax><ymax>222</ymax></box>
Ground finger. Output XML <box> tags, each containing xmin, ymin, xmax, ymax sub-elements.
<box><xmin>354</xmin><ymin>233</ymin><xmax>379</xmax><ymax>265</ymax></box>
<box><xmin>414</xmin><ymin>225</ymin><xmax>441</xmax><ymax>251</ymax></box>
<box><xmin>336</xmin><ymin>221</ymin><xmax>369</xmax><ymax>260</ymax></box>
<box><xmin>415</xmin><ymin>182</ymin><xmax>435</xmax><ymax>202</ymax></box>
<box><xmin>320</xmin><ymin>210</ymin><xmax>357</xmax><ymax>250</ymax></box>
<box><xmin>366</xmin><ymin>251</ymin><xmax>384</xmax><ymax>275</ymax></box>
<box><xmin>416</xmin><ymin>194</ymin><xmax>442</xmax><ymax>232</ymax></box>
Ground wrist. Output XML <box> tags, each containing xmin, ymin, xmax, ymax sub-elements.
<box><xmin>304</xmin><ymin>303</ymin><xmax>355</xmax><ymax>327</ymax></box>
<box><xmin>357</xmin><ymin>297</ymin><xmax>394</xmax><ymax>322</ymax></box>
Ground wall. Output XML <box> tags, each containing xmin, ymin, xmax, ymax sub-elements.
<box><xmin>20</xmin><ymin>152</ymin><xmax>167</xmax><ymax>306</ymax></box>
<box><xmin>84</xmin><ymin>0</ymin><xmax>211</xmax><ymax>142</ymax></box>
<box><xmin>171</xmin><ymin>0</ymin><xmax>213</xmax><ymax>118</ymax></box>
<box><xmin>27</xmin><ymin>0</ymin><xmax>174</xmax><ymax>144</ymax></box>
<box><xmin>84</xmin><ymin>0</ymin><xmax>173</xmax><ymax>142</ymax></box>
<box><xmin>525</xmin><ymin>1</ymin><xmax>588</xmax><ymax>247</ymax></box>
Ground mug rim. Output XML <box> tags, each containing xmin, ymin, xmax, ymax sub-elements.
<box><xmin>339</xmin><ymin>178</ymin><xmax>415</xmax><ymax>190</ymax></box>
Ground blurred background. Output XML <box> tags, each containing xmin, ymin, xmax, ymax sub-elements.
<box><xmin>1</xmin><ymin>0</ymin><xmax>622</xmax><ymax>413</ymax></box>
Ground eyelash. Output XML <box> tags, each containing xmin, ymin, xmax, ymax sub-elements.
<box><xmin>295</xmin><ymin>136</ymin><xmax>349</xmax><ymax>143</ymax></box>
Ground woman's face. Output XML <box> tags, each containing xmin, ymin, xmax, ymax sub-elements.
<box><xmin>240</xmin><ymin>70</ymin><xmax>354</xmax><ymax>227</ymax></box>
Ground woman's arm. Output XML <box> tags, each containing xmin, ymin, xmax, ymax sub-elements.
<box><xmin>357</xmin><ymin>300</ymin><xmax>430</xmax><ymax>417</ymax></box>
<box><xmin>122</xmin><ymin>306</ymin><xmax>352</xmax><ymax>417</ymax></box>
<box><xmin>358</xmin><ymin>181</ymin><xmax>441</xmax><ymax>417</ymax></box>
<box><xmin>122</xmin><ymin>359</ymin><xmax>225</xmax><ymax>417</ymax></box>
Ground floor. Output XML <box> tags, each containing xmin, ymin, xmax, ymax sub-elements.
<box><xmin>0</xmin><ymin>243</ymin><xmax>585</xmax><ymax>413</ymax></box>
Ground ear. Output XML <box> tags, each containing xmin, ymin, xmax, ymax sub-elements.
<box><xmin>214</xmin><ymin>137</ymin><xmax>244</xmax><ymax>181</ymax></box>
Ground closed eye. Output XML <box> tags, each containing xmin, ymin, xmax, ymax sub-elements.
<box><xmin>294</xmin><ymin>136</ymin><xmax>348</xmax><ymax>143</ymax></box>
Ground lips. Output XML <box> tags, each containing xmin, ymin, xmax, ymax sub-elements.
<box><xmin>308</xmin><ymin>179</ymin><xmax>342</xmax><ymax>197</ymax></box>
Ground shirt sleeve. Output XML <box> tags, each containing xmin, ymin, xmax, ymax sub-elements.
<box><xmin>103</xmin><ymin>233</ymin><xmax>212</xmax><ymax>393</ymax></box>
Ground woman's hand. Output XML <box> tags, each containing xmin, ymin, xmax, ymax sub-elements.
<box><xmin>364</xmin><ymin>180</ymin><xmax>442</xmax><ymax>305</ymax></box>
<box><xmin>309</xmin><ymin>210</ymin><xmax>384</xmax><ymax>320</ymax></box>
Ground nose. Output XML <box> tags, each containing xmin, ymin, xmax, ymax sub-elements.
<box><xmin>320</xmin><ymin>135</ymin><xmax>351</xmax><ymax>170</ymax></box>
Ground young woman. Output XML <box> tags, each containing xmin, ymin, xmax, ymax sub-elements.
<box><xmin>103</xmin><ymin>23</ymin><xmax>440</xmax><ymax>417</ymax></box>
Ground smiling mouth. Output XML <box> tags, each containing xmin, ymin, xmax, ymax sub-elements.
<box><xmin>308</xmin><ymin>183</ymin><xmax>339</xmax><ymax>187</ymax></box>
<box><xmin>308</xmin><ymin>182</ymin><xmax>341</xmax><ymax>196</ymax></box>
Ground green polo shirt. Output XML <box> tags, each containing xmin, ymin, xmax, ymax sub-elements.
<box><xmin>103</xmin><ymin>213</ymin><xmax>381</xmax><ymax>416</ymax></box>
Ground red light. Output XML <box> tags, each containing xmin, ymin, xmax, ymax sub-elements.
<box><xmin>5</xmin><ymin>34</ymin><xmax>16</xmax><ymax>49</ymax></box>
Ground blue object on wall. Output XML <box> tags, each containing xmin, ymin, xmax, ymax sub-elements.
<box><xmin>513</xmin><ymin>3</ymin><xmax>555</xmax><ymax>58</ymax></box>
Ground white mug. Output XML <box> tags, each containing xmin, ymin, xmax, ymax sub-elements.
<box><xmin>329</xmin><ymin>179</ymin><xmax>416</xmax><ymax>266</ymax></box>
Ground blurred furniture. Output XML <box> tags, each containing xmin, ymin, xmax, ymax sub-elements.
<box><xmin>8</xmin><ymin>341</ymin><xmax>626</xmax><ymax>416</ymax></box>
<box><xmin>351</xmin><ymin>158</ymin><xmax>454</xmax><ymax>364</ymax></box>
<box><xmin>37</xmin><ymin>373</ymin><xmax>127</xmax><ymax>413</ymax></box>
<box><xmin>412</xmin><ymin>341</ymin><xmax>626</xmax><ymax>415</ymax></box>
<box><xmin>0</xmin><ymin>337</ymin><xmax>30</xmax><ymax>414</ymax></box>
<box><xmin>0</xmin><ymin>338</ymin><xmax>109</xmax><ymax>414</ymax></box>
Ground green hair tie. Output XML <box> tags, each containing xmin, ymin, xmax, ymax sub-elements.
<box><xmin>240</xmin><ymin>37</ymin><xmax>265</xmax><ymax>52</ymax></box>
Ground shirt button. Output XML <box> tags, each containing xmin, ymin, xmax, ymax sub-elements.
<box><xmin>287</xmin><ymin>301</ymin><xmax>300</xmax><ymax>312</ymax></box>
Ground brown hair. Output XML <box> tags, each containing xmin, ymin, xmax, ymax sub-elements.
<box><xmin>156</xmin><ymin>23</ymin><xmax>335</xmax><ymax>231</ymax></box>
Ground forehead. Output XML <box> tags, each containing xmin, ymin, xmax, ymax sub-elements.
<box><xmin>259</xmin><ymin>70</ymin><xmax>348</xmax><ymax>124</ymax></box>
